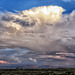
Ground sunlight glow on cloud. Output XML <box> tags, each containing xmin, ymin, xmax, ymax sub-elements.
<box><xmin>0</xmin><ymin>60</ymin><xmax>9</xmax><ymax>64</ymax></box>
<box><xmin>37</xmin><ymin>55</ymin><xmax>66</xmax><ymax>60</ymax></box>
<box><xmin>22</xmin><ymin>6</ymin><xmax>64</xmax><ymax>23</ymax></box>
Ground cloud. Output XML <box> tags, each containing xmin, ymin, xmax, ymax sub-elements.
<box><xmin>0</xmin><ymin>48</ymin><xmax>31</xmax><ymax>64</ymax></box>
<box><xmin>0</xmin><ymin>5</ymin><xmax>75</xmax><ymax>55</ymax></box>
<box><xmin>0</xmin><ymin>48</ymin><xmax>75</xmax><ymax>67</ymax></box>
<box><xmin>37</xmin><ymin>55</ymin><xmax>66</xmax><ymax>60</ymax></box>
<box><xmin>0</xmin><ymin>5</ymin><xmax>75</xmax><ymax>67</ymax></box>
<box><xmin>29</xmin><ymin>57</ymin><xmax>37</xmax><ymax>63</ymax></box>
<box><xmin>0</xmin><ymin>60</ymin><xmax>9</xmax><ymax>64</ymax></box>
<box><xmin>62</xmin><ymin>0</ymin><xmax>75</xmax><ymax>2</ymax></box>
<box><xmin>56</xmin><ymin>52</ymin><xmax>75</xmax><ymax>58</ymax></box>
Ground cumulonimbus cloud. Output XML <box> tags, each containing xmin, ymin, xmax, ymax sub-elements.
<box><xmin>0</xmin><ymin>5</ymin><xmax>75</xmax><ymax>54</ymax></box>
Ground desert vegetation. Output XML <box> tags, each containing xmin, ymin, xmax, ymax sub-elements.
<box><xmin>0</xmin><ymin>68</ymin><xmax>75</xmax><ymax>75</ymax></box>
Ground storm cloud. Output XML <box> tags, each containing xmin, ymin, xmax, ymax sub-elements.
<box><xmin>0</xmin><ymin>5</ymin><xmax>75</xmax><ymax>67</ymax></box>
<box><xmin>0</xmin><ymin>6</ymin><xmax>75</xmax><ymax>53</ymax></box>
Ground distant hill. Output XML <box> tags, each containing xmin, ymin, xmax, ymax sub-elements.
<box><xmin>0</xmin><ymin>64</ymin><xmax>75</xmax><ymax>69</ymax></box>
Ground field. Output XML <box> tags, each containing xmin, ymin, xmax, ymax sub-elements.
<box><xmin>0</xmin><ymin>68</ymin><xmax>75</xmax><ymax>75</ymax></box>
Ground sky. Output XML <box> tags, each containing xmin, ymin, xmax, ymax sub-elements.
<box><xmin>0</xmin><ymin>0</ymin><xmax>75</xmax><ymax>68</ymax></box>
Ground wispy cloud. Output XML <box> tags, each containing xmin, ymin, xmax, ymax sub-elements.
<box><xmin>62</xmin><ymin>0</ymin><xmax>75</xmax><ymax>2</ymax></box>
